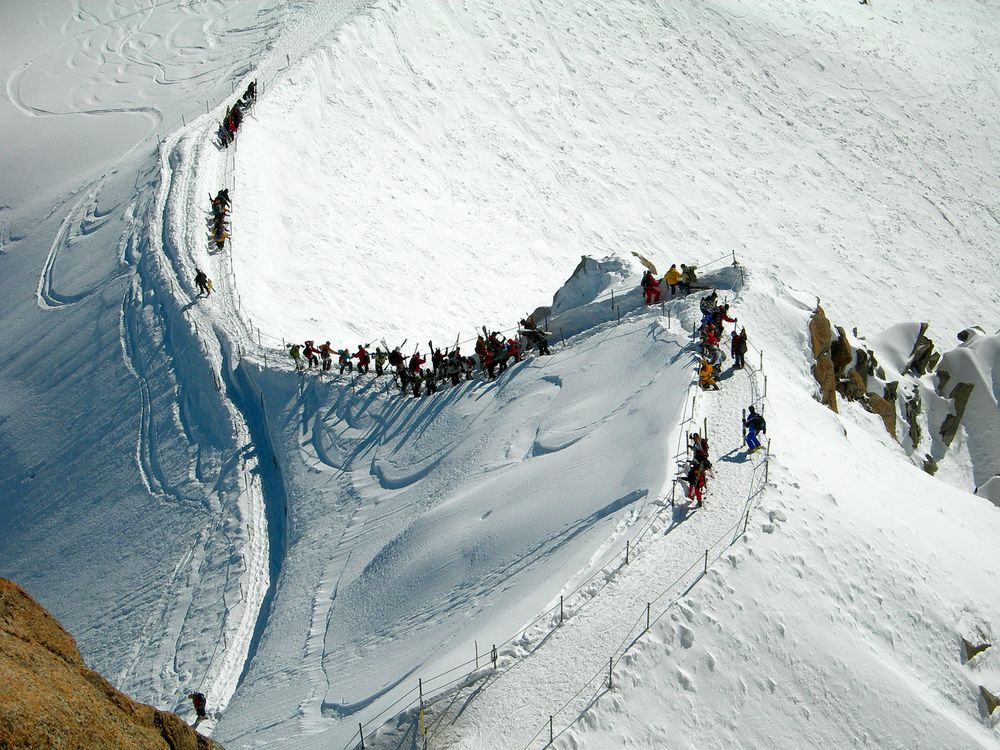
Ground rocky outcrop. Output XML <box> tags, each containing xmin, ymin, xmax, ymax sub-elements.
<box><xmin>868</xmin><ymin>393</ymin><xmax>897</xmax><ymax>438</ymax></box>
<box><xmin>939</xmin><ymin>380</ymin><xmax>975</xmax><ymax>447</ymax></box>
<box><xmin>830</xmin><ymin>326</ymin><xmax>853</xmax><ymax>378</ymax></box>
<box><xmin>982</xmin><ymin>686</ymin><xmax>1000</xmax><ymax>716</ymax></box>
<box><xmin>905</xmin><ymin>323</ymin><xmax>939</xmax><ymax>376</ymax></box>
<box><xmin>808</xmin><ymin>306</ymin><xmax>838</xmax><ymax>412</ymax></box>
<box><xmin>0</xmin><ymin>578</ymin><xmax>223</xmax><ymax>750</ymax></box>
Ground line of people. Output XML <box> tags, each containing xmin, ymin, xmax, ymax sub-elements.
<box><xmin>218</xmin><ymin>80</ymin><xmax>256</xmax><ymax>147</ymax></box>
<box><xmin>209</xmin><ymin>188</ymin><xmax>230</xmax><ymax>250</ymax></box>
<box><xmin>680</xmin><ymin>291</ymin><xmax>768</xmax><ymax>507</ymax></box>
<box><xmin>640</xmin><ymin>264</ymin><xmax>699</xmax><ymax>305</ymax></box>
<box><xmin>697</xmin><ymin>290</ymin><xmax>748</xmax><ymax>391</ymax></box>
<box><xmin>285</xmin><ymin>317</ymin><xmax>553</xmax><ymax>398</ymax></box>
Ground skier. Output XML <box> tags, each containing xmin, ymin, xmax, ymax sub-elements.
<box><xmin>689</xmin><ymin>432</ymin><xmax>710</xmax><ymax>464</ymax></box>
<box><xmin>188</xmin><ymin>691</ymin><xmax>207</xmax><ymax>726</ymax></box>
<box><xmin>374</xmin><ymin>348</ymin><xmax>387</xmax><ymax>377</ymax></box>
<box><xmin>703</xmin><ymin>323</ymin><xmax>720</xmax><ymax>348</ymax></box>
<box><xmin>744</xmin><ymin>405</ymin><xmax>766</xmax><ymax>453</ymax></box>
<box><xmin>432</xmin><ymin>348</ymin><xmax>446</xmax><ymax>373</ymax></box>
<box><xmin>408</xmin><ymin>350</ymin><xmax>425</xmax><ymax>374</ymax></box>
<box><xmin>289</xmin><ymin>343</ymin><xmax>302</xmax><ymax>370</ymax></box>
<box><xmin>303</xmin><ymin>340</ymin><xmax>320</xmax><ymax>369</ymax></box>
<box><xmin>337</xmin><ymin>348</ymin><xmax>353</xmax><ymax>375</ymax></box>
<box><xmin>641</xmin><ymin>271</ymin><xmax>662</xmax><ymax>305</ymax></box>
<box><xmin>353</xmin><ymin>345</ymin><xmax>371</xmax><ymax>374</ymax></box>
<box><xmin>448</xmin><ymin>349</ymin><xmax>462</xmax><ymax>386</ymax></box>
<box><xmin>686</xmin><ymin>462</ymin><xmax>706</xmax><ymax>507</ymax></box>
<box><xmin>679</xmin><ymin>264</ymin><xmax>697</xmax><ymax>294</ymax></box>
<box><xmin>731</xmin><ymin>328</ymin><xmax>748</xmax><ymax>370</ymax></box>
<box><xmin>319</xmin><ymin>341</ymin><xmax>334</xmax><ymax>372</ymax></box>
<box><xmin>216</xmin><ymin>188</ymin><xmax>231</xmax><ymax>209</ymax></box>
<box><xmin>664</xmin><ymin>264</ymin><xmax>682</xmax><ymax>297</ymax></box>
<box><xmin>194</xmin><ymin>268</ymin><xmax>212</xmax><ymax>296</ymax></box>
<box><xmin>424</xmin><ymin>368</ymin><xmax>437</xmax><ymax>395</ymax></box>
<box><xmin>699</xmin><ymin>358</ymin><xmax>720</xmax><ymax>391</ymax></box>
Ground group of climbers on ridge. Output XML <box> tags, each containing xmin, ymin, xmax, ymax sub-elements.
<box><xmin>284</xmin><ymin>317</ymin><xmax>552</xmax><ymax>397</ymax></box>
<box><xmin>640</xmin><ymin>263</ymin><xmax>699</xmax><ymax>305</ymax></box>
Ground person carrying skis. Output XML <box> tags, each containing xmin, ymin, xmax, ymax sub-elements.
<box><xmin>374</xmin><ymin>348</ymin><xmax>387</xmax><ymax>377</ymax></box>
<box><xmin>679</xmin><ymin>264</ymin><xmax>697</xmax><ymax>293</ymax></box>
<box><xmin>713</xmin><ymin>304</ymin><xmax>737</xmax><ymax>332</ymax></box>
<box><xmin>408</xmin><ymin>350</ymin><xmax>425</xmax><ymax>374</ymax></box>
<box><xmin>642</xmin><ymin>271</ymin><xmax>662</xmax><ymax>305</ymax></box>
<box><xmin>289</xmin><ymin>343</ymin><xmax>302</xmax><ymax>370</ymax></box>
<box><xmin>744</xmin><ymin>405</ymin><xmax>766</xmax><ymax>453</ymax></box>
<box><xmin>337</xmin><ymin>348</ymin><xmax>353</xmax><ymax>375</ymax></box>
<box><xmin>703</xmin><ymin>323</ymin><xmax>720</xmax><ymax>348</ymax></box>
<box><xmin>699</xmin><ymin>358</ymin><xmax>720</xmax><ymax>390</ymax></box>
<box><xmin>188</xmin><ymin>691</ymin><xmax>207</xmax><ymax>725</ymax></box>
<box><xmin>319</xmin><ymin>341</ymin><xmax>334</xmax><ymax>371</ymax></box>
<box><xmin>686</xmin><ymin>462</ymin><xmax>706</xmax><ymax>507</ymax></box>
<box><xmin>303</xmin><ymin>340</ymin><xmax>320</xmax><ymax>369</ymax></box>
<box><xmin>194</xmin><ymin>268</ymin><xmax>212</xmax><ymax>296</ymax></box>
<box><xmin>432</xmin><ymin>348</ymin><xmax>446</xmax><ymax>373</ymax></box>
<box><xmin>664</xmin><ymin>264</ymin><xmax>682</xmax><ymax>297</ymax></box>
<box><xmin>448</xmin><ymin>349</ymin><xmax>462</xmax><ymax>386</ymax></box>
<box><xmin>353</xmin><ymin>345</ymin><xmax>371</xmax><ymax>374</ymax></box>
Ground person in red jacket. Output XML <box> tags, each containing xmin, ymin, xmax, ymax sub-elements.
<box><xmin>353</xmin><ymin>345</ymin><xmax>371</xmax><ymax>374</ymax></box>
<box><xmin>704</xmin><ymin>324</ymin><xmax>720</xmax><ymax>348</ymax></box>
<box><xmin>686</xmin><ymin>463</ymin><xmax>706</xmax><ymax>507</ymax></box>
<box><xmin>642</xmin><ymin>272</ymin><xmax>662</xmax><ymax>305</ymax></box>
<box><xmin>408</xmin><ymin>351</ymin><xmax>425</xmax><ymax>373</ymax></box>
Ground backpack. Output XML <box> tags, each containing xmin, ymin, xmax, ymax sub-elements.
<box><xmin>748</xmin><ymin>413</ymin><xmax>766</xmax><ymax>432</ymax></box>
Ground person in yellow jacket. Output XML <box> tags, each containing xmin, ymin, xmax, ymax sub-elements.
<box><xmin>699</xmin><ymin>358</ymin><xmax>720</xmax><ymax>391</ymax></box>
<box><xmin>664</xmin><ymin>264</ymin><xmax>682</xmax><ymax>297</ymax></box>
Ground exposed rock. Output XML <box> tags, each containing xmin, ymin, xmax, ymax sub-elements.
<box><xmin>809</xmin><ymin>306</ymin><xmax>838</xmax><ymax>412</ymax></box>
<box><xmin>904</xmin><ymin>390</ymin><xmax>922</xmax><ymax>449</ymax></box>
<box><xmin>962</xmin><ymin>638</ymin><xmax>992</xmax><ymax>663</ymax></box>
<box><xmin>922</xmin><ymin>455</ymin><xmax>938</xmax><ymax>475</ymax></box>
<box><xmin>867</xmin><ymin>393</ymin><xmax>897</xmax><ymax>438</ymax></box>
<box><xmin>940</xmin><ymin>382</ymin><xmax>975</xmax><ymax>447</ymax></box>
<box><xmin>957</xmin><ymin>326</ymin><xmax>985</xmax><ymax>343</ymax></box>
<box><xmin>883</xmin><ymin>381</ymin><xmax>899</xmax><ymax>403</ymax></box>
<box><xmin>0</xmin><ymin>578</ymin><xmax>223</xmax><ymax>750</ymax></box>
<box><xmin>854</xmin><ymin>349</ymin><xmax>873</xmax><ymax>386</ymax></box>
<box><xmin>830</xmin><ymin>326</ymin><xmax>853</xmax><ymax>378</ymax></box>
<box><xmin>981</xmin><ymin>686</ymin><xmax>1000</xmax><ymax>716</ymax></box>
<box><xmin>937</xmin><ymin>368</ymin><xmax>951</xmax><ymax>397</ymax></box>
<box><xmin>839</xmin><ymin>369</ymin><xmax>867</xmax><ymax>401</ymax></box>
<box><xmin>905</xmin><ymin>323</ymin><xmax>937</xmax><ymax>375</ymax></box>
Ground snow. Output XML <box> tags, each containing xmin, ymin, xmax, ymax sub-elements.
<box><xmin>2</xmin><ymin>0</ymin><xmax>1000</xmax><ymax>749</ymax></box>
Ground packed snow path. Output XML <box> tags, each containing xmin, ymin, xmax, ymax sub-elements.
<box><xmin>357</xmin><ymin>328</ymin><xmax>769</xmax><ymax>749</ymax></box>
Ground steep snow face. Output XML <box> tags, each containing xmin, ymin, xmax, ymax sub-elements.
<box><xmin>214</xmin><ymin>305</ymin><xmax>695</xmax><ymax>749</ymax></box>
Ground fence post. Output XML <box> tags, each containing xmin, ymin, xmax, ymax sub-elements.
<box><xmin>760</xmin><ymin>349</ymin><xmax>764</xmax><ymax>370</ymax></box>
<box><xmin>646</xmin><ymin>602</ymin><xmax>651</xmax><ymax>632</ymax></box>
<box><xmin>491</xmin><ymin>644</ymin><xmax>497</xmax><ymax>669</ymax></box>
<box><xmin>704</xmin><ymin>549</ymin><xmax>708</xmax><ymax>573</ymax></box>
<box><xmin>703</xmin><ymin>417</ymin><xmax>708</xmax><ymax>443</ymax></box>
<box><xmin>559</xmin><ymin>596</ymin><xmax>563</xmax><ymax>623</ymax></box>
<box><xmin>358</xmin><ymin>723</ymin><xmax>365</xmax><ymax>749</ymax></box>
<box><xmin>744</xmin><ymin>509</ymin><xmax>750</xmax><ymax>534</ymax></box>
<box><xmin>731</xmin><ymin>248</ymin><xmax>737</xmax><ymax>266</ymax></box>
<box><xmin>764</xmin><ymin>374</ymin><xmax>767</xmax><ymax>397</ymax></box>
<box><xmin>550</xmin><ymin>716</ymin><xmax>554</xmax><ymax>745</ymax></box>
<box><xmin>475</xmin><ymin>640</ymin><xmax>479</xmax><ymax>668</ymax></box>
<box><xmin>625</xmin><ymin>540</ymin><xmax>630</xmax><ymax>565</ymax></box>
<box><xmin>608</xmin><ymin>656</ymin><xmax>613</xmax><ymax>689</ymax></box>
<box><xmin>610</xmin><ymin>289</ymin><xmax>615</xmax><ymax>309</ymax></box>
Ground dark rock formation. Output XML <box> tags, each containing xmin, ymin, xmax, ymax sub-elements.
<box><xmin>962</xmin><ymin>638</ymin><xmax>992</xmax><ymax>663</ymax></box>
<box><xmin>939</xmin><ymin>381</ymin><xmax>975</xmax><ymax>447</ymax></box>
<box><xmin>830</xmin><ymin>326</ymin><xmax>853</xmax><ymax>378</ymax></box>
<box><xmin>0</xmin><ymin>578</ymin><xmax>223</xmax><ymax>750</ymax></box>
<box><xmin>905</xmin><ymin>323</ymin><xmax>937</xmax><ymax>376</ymax></box>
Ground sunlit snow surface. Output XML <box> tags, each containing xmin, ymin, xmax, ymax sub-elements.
<box><xmin>2</xmin><ymin>0</ymin><xmax>1000</xmax><ymax>749</ymax></box>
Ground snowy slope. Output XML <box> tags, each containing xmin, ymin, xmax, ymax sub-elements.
<box><xmin>3</xmin><ymin>0</ymin><xmax>1000</xmax><ymax>748</ymax></box>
